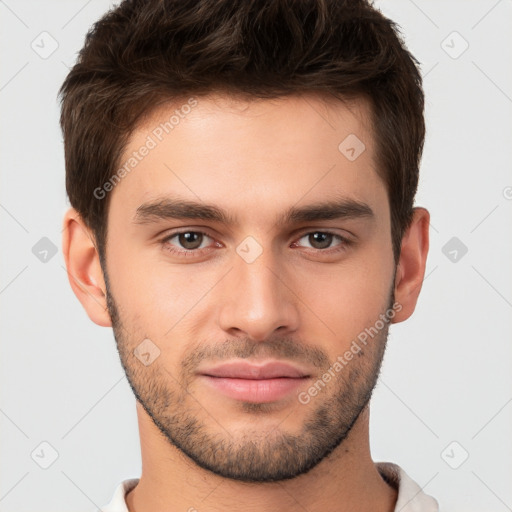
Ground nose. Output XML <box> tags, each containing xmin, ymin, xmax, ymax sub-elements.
<box><xmin>217</xmin><ymin>245</ymin><xmax>300</xmax><ymax>342</ymax></box>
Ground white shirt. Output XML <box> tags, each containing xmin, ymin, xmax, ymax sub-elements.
<box><xmin>99</xmin><ymin>462</ymin><xmax>439</xmax><ymax>512</ymax></box>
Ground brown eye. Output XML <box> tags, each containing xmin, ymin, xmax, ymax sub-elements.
<box><xmin>296</xmin><ymin>231</ymin><xmax>345</xmax><ymax>250</ymax></box>
<box><xmin>162</xmin><ymin>231</ymin><xmax>214</xmax><ymax>254</ymax></box>
<box><xmin>307</xmin><ymin>232</ymin><xmax>334</xmax><ymax>249</ymax></box>
<box><xmin>177</xmin><ymin>232</ymin><xmax>204</xmax><ymax>250</ymax></box>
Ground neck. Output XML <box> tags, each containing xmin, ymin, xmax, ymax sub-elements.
<box><xmin>125</xmin><ymin>402</ymin><xmax>397</xmax><ymax>512</ymax></box>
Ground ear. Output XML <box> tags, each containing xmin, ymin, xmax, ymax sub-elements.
<box><xmin>391</xmin><ymin>207</ymin><xmax>430</xmax><ymax>323</ymax></box>
<box><xmin>61</xmin><ymin>207</ymin><xmax>112</xmax><ymax>327</ymax></box>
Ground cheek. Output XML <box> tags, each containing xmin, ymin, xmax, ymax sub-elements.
<box><xmin>107</xmin><ymin>240</ymin><xmax>216</xmax><ymax>347</ymax></box>
<box><xmin>293</xmin><ymin>254</ymin><xmax>393</xmax><ymax>346</ymax></box>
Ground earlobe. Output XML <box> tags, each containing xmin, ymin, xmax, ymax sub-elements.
<box><xmin>61</xmin><ymin>207</ymin><xmax>112</xmax><ymax>327</ymax></box>
<box><xmin>391</xmin><ymin>207</ymin><xmax>430</xmax><ymax>324</ymax></box>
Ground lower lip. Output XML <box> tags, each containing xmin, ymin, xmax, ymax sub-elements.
<box><xmin>200</xmin><ymin>376</ymin><xmax>309</xmax><ymax>403</ymax></box>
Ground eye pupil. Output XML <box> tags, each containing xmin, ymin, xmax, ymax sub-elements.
<box><xmin>309</xmin><ymin>232</ymin><xmax>332</xmax><ymax>249</ymax></box>
<box><xmin>179</xmin><ymin>232</ymin><xmax>202</xmax><ymax>250</ymax></box>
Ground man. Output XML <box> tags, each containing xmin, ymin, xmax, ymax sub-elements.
<box><xmin>60</xmin><ymin>0</ymin><xmax>437</xmax><ymax>510</ymax></box>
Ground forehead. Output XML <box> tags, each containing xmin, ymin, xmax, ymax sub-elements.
<box><xmin>108</xmin><ymin>92</ymin><xmax>386</xmax><ymax>226</ymax></box>
<box><xmin>135</xmin><ymin>92</ymin><xmax>375</xmax><ymax>157</ymax></box>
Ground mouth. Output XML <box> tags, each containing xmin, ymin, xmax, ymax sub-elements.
<box><xmin>197</xmin><ymin>360</ymin><xmax>312</xmax><ymax>403</ymax></box>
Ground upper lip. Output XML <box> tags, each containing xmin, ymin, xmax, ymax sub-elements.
<box><xmin>198</xmin><ymin>360</ymin><xmax>311</xmax><ymax>379</ymax></box>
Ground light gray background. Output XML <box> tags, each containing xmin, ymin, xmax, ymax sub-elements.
<box><xmin>1</xmin><ymin>1</ymin><xmax>511</xmax><ymax>511</ymax></box>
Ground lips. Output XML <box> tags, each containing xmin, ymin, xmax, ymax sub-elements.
<box><xmin>197</xmin><ymin>361</ymin><xmax>312</xmax><ymax>403</ymax></box>
<box><xmin>199</xmin><ymin>361</ymin><xmax>310</xmax><ymax>379</ymax></box>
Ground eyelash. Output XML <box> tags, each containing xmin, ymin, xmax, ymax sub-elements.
<box><xmin>159</xmin><ymin>230</ymin><xmax>352</xmax><ymax>258</ymax></box>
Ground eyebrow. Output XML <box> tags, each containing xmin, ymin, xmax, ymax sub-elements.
<box><xmin>133</xmin><ymin>196</ymin><xmax>374</xmax><ymax>226</ymax></box>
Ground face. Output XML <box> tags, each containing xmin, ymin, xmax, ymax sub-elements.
<box><xmin>102</xmin><ymin>93</ymin><xmax>397</xmax><ymax>482</ymax></box>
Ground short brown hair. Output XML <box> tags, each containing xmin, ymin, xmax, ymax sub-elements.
<box><xmin>59</xmin><ymin>0</ymin><xmax>425</xmax><ymax>264</ymax></box>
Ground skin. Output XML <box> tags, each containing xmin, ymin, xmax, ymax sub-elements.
<box><xmin>62</xmin><ymin>93</ymin><xmax>429</xmax><ymax>512</ymax></box>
